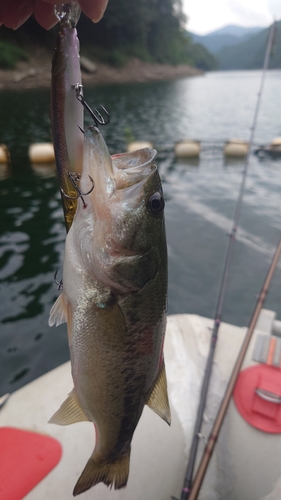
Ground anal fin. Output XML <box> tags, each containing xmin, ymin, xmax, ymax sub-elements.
<box><xmin>146</xmin><ymin>362</ymin><xmax>171</xmax><ymax>425</ymax></box>
<box><xmin>49</xmin><ymin>389</ymin><xmax>90</xmax><ymax>425</ymax></box>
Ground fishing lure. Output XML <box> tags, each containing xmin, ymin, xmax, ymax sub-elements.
<box><xmin>51</xmin><ymin>1</ymin><xmax>84</xmax><ymax>231</ymax></box>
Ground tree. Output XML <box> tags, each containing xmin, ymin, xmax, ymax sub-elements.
<box><xmin>78</xmin><ymin>0</ymin><xmax>193</xmax><ymax>65</ymax></box>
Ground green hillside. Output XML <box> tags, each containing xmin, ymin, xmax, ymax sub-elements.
<box><xmin>0</xmin><ymin>0</ymin><xmax>216</xmax><ymax>71</ymax></box>
<box><xmin>185</xmin><ymin>41</ymin><xmax>217</xmax><ymax>70</ymax></box>
<box><xmin>188</xmin><ymin>26</ymin><xmax>263</xmax><ymax>55</ymax></box>
<box><xmin>76</xmin><ymin>0</ymin><xmax>216</xmax><ymax>70</ymax></box>
<box><xmin>217</xmin><ymin>21</ymin><xmax>281</xmax><ymax>70</ymax></box>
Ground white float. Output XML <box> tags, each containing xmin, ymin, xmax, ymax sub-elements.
<box><xmin>224</xmin><ymin>139</ymin><xmax>249</xmax><ymax>157</ymax></box>
<box><xmin>175</xmin><ymin>140</ymin><xmax>200</xmax><ymax>158</ymax></box>
<box><xmin>271</xmin><ymin>137</ymin><xmax>281</xmax><ymax>146</ymax></box>
<box><xmin>126</xmin><ymin>141</ymin><xmax>153</xmax><ymax>153</ymax></box>
<box><xmin>0</xmin><ymin>144</ymin><xmax>9</xmax><ymax>163</ymax></box>
<box><xmin>270</xmin><ymin>137</ymin><xmax>281</xmax><ymax>153</ymax></box>
<box><xmin>28</xmin><ymin>143</ymin><xmax>55</xmax><ymax>164</ymax></box>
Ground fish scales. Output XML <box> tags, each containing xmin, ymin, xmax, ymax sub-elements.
<box><xmin>49</xmin><ymin>126</ymin><xmax>170</xmax><ymax>496</ymax></box>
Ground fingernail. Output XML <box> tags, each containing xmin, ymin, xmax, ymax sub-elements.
<box><xmin>91</xmin><ymin>5</ymin><xmax>106</xmax><ymax>23</ymax></box>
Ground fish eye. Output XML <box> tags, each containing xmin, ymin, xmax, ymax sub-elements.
<box><xmin>147</xmin><ymin>192</ymin><xmax>165</xmax><ymax>216</ymax></box>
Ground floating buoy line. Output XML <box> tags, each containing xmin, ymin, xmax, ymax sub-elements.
<box><xmin>1</xmin><ymin>135</ymin><xmax>280</xmax><ymax>169</ymax></box>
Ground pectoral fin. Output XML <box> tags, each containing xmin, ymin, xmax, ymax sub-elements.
<box><xmin>49</xmin><ymin>293</ymin><xmax>68</xmax><ymax>326</ymax></box>
<box><xmin>112</xmin><ymin>248</ymin><xmax>159</xmax><ymax>292</ymax></box>
<box><xmin>49</xmin><ymin>389</ymin><xmax>90</xmax><ymax>425</ymax></box>
<box><xmin>146</xmin><ymin>362</ymin><xmax>171</xmax><ymax>425</ymax></box>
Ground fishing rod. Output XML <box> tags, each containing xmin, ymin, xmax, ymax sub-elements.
<box><xmin>173</xmin><ymin>20</ymin><xmax>277</xmax><ymax>500</ymax></box>
<box><xmin>188</xmin><ymin>234</ymin><xmax>281</xmax><ymax>499</ymax></box>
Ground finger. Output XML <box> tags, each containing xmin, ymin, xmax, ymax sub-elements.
<box><xmin>41</xmin><ymin>0</ymin><xmax>65</xmax><ymax>4</ymax></box>
<box><xmin>0</xmin><ymin>0</ymin><xmax>33</xmax><ymax>29</ymax></box>
<box><xmin>34</xmin><ymin>0</ymin><xmax>58</xmax><ymax>29</ymax></box>
<box><xmin>43</xmin><ymin>0</ymin><xmax>109</xmax><ymax>22</ymax></box>
<box><xmin>79</xmin><ymin>0</ymin><xmax>108</xmax><ymax>22</ymax></box>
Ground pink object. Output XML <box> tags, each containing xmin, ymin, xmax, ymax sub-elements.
<box><xmin>234</xmin><ymin>364</ymin><xmax>281</xmax><ymax>433</ymax></box>
<box><xmin>0</xmin><ymin>427</ymin><xmax>62</xmax><ymax>499</ymax></box>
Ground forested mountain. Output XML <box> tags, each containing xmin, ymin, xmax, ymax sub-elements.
<box><xmin>216</xmin><ymin>21</ymin><xmax>281</xmax><ymax>70</ymax></box>
<box><xmin>209</xmin><ymin>25</ymin><xmax>264</xmax><ymax>37</ymax></box>
<box><xmin>188</xmin><ymin>25</ymin><xmax>263</xmax><ymax>54</ymax></box>
<box><xmin>76</xmin><ymin>0</ymin><xmax>216</xmax><ymax>69</ymax></box>
<box><xmin>0</xmin><ymin>0</ymin><xmax>216</xmax><ymax>71</ymax></box>
<box><xmin>187</xmin><ymin>22</ymin><xmax>281</xmax><ymax>70</ymax></box>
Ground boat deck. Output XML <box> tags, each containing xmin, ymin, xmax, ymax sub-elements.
<box><xmin>1</xmin><ymin>311</ymin><xmax>279</xmax><ymax>500</ymax></box>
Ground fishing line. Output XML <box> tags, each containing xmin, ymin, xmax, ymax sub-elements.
<box><xmin>175</xmin><ymin>20</ymin><xmax>277</xmax><ymax>500</ymax></box>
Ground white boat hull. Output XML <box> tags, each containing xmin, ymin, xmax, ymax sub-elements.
<box><xmin>1</xmin><ymin>311</ymin><xmax>281</xmax><ymax>499</ymax></box>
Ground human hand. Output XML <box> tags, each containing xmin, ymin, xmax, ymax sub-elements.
<box><xmin>0</xmin><ymin>0</ymin><xmax>109</xmax><ymax>30</ymax></box>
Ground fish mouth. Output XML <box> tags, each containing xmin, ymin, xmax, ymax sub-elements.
<box><xmin>80</xmin><ymin>126</ymin><xmax>157</xmax><ymax>195</ymax></box>
<box><xmin>111</xmin><ymin>149</ymin><xmax>157</xmax><ymax>189</ymax></box>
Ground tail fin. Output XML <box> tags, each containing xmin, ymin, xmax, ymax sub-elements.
<box><xmin>73</xmin><ymin>449</ymin><xmax>130</xmax><ymax>496</ymax></box>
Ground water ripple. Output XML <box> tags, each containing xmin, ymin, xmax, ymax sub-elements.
<box><xmin>1</xmin><ymin>72</ymin><xmax>281</xmax><ymax>393</ymax></box>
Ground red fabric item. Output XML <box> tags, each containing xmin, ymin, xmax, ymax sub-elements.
<box><xmin>234</xmin><ymin>364</ymin><xmax>281</xmax><ymax>433</ymax></box>
<box><xmin>0</xmin><ymin>427</ymin><xmax>62</xmax><ymax>499</ymax></box>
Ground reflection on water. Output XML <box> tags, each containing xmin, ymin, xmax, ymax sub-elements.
<box><xmin>0</xmin><ymin>153</ymin><xmax>67</xmax><ymax>393</ymax></box>
<box><xmin>0</xmin><ymin>163</ymin><xmax>10</xmax><ymax>181</ymax></box>
<box><xmin>0</xmin><ymin>71</ymin><xmax>281</xmax><ymax>394</ymax></box>
<box><xmin>174</xmin><ymin>157</ymin><xmax>200</xmax><ymax>169</ymax></box>
<box><xmin>30</xmin><ymin>162</ymin><xmax>57</xmax><ymax>178</ymax></box>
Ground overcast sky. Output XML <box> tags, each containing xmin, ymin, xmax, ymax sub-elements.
<box><xmin>182</xmin><ymin>0</ymin><xmax>281</xmax><ymax>35</ymax></box>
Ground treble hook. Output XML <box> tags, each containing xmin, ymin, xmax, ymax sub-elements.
<box><xmin>74</xmin><ymin>83</ymin><xmax>110</xmax><ymax>128</ymax></box>
<box><xmin>54</xmin><ymin>269</ymin><xmax>63</xmax><ymax>290</ymax></box>
<box><xmin>61</xmin><ymin>171</ymin><xmax>95</xmax><ymax>208</ymax></box>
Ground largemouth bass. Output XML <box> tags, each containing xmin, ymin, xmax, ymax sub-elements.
<box><xmin>49</xmin><ymin>126</ymin><xmax>170</xmax><ymax>496</ymax></box>
<box><xmin>51</xmin><ymin>2</ymin><xmax>84</xmax><ymax>232</ymax></box>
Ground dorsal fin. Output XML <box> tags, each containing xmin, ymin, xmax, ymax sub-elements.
<box><xmin>146</xmin><ymin>362</ymin><xmax>171</xmax><ymax>425</ymax></box>
<box><xmin>49</xmin><ymin>293</ymin><xmax>68</xmax><ymax>326</ymax></box>
<box><xmin>49</xmin><ymin>389</ymin><xmax>90</xmax><ymax>425</ymax></box>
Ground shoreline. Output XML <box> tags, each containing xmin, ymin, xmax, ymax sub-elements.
<box><xmin>0</xmin><ymin>51</ymin><xmax>203</xmax><ymax>91</ymax></box>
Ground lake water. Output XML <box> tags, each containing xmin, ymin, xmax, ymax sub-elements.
<box><xmin>1</xmin><ymin>70</ymin><xmax>281</xmax><ymax>395</ymax></box>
